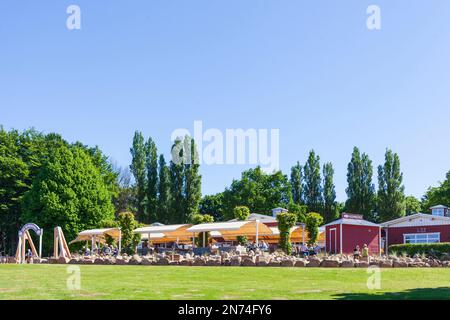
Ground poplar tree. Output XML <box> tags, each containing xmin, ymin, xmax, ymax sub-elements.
<box><xmin>157</xmin><ymin>154</ymin><xmax>170</xmax><ymax>224</ymax></box>
<box><xmin>145</xmin><ymin>137</ymin><xmax>158</xmax><ymax>223</ymax></box>
<box><xmin>345</xmin><ymin>147</ymin><xmax>376</xmax><ymax>221</ymax></box>
<box><xmin>290</xmin><ymin>161</ymin><xmax>303</xmax><ymax>205</ymax></box>
<box><xmin>377</xmin><ymin>149</ymin><xmax>406</xmax><ymax>221</ymax></box>
<box><xmin>184</xmin><ymin>136</ymin><xmax>202</xmax><ymax>222</ymax></box>
<box><xmin>323</xmin><ymin>162</ymin><xmax>338</xmax><ymax>223</ymax></box>
<box><xmin>169</xmin><ymin>138</ymin><xmax>185</xmax><ymax>223</ymax></box>
<box><xmin>130</xmin><ymin>131</ymin><xmax>147</xmax><ymax>222</ymax></box>
<box><xmin>302</xmin><ymin>150</ymin><xmax>323</xmax><ymax>214</ymax></box>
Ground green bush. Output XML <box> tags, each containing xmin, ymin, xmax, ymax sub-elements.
<box><xmin>389</xmin><ymin>243</ymin><xmax>450</xmax><ymax>258</ymax></box>
<box><xmin>276</xmin><ymin>212</ymin><xmax>297</xmax><ymax>254</ymax></box>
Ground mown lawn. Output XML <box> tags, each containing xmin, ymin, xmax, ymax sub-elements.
<box><xmin>0</xmin><ymin>264</ymin><xmax>449</xmax><ymax>300</ymax></box>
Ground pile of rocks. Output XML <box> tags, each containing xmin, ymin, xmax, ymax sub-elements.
<box><xmin>8</xmin><ymin>252</ymin><xmax>450</xmax><ymax>268</ymax></box>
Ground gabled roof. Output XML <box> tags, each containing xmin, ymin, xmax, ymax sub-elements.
<box><xmin>323</xmin><ymin>218</ymin><xmax>380</xmax><ymax>228</ymax></box>
<box><xmin>381</xmin><ymin>213</ymin><xmax>450</xmax><ymax>227</ymax></box>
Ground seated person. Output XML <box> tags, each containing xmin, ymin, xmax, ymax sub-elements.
<box><xmin>353</xmin><ymin>245</ymin><xmax>361</xmax><ymax>259</ymax></box>
<box><xmin>362</xmin><ymin>244</ymin><xmax>369</xmax><ymax>259</ymax></box>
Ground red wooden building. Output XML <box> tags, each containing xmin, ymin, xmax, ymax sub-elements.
<box><xmin>381</xmin><ymin>205</ymin><xmax>450</xmax><ymax>254</ymax></box>
<box><xmin>324</xmin><ymin>213</ymin><xmax>381</xmax><ymax>255</ymax></box>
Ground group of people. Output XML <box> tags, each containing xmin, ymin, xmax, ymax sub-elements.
<box><xmin>293</xmin><ymin>243</ymin><xmax>321</xmax><ymax>257</ymax></box>
<box><xmin>81</xmin><ymin>244</ymin><xmax>119</xmax><ymax>257</ymax></box>
<box><xmin>353</xmin><ymin>244</ymin><xmax>369</xmax><ymax>259</ymax></box>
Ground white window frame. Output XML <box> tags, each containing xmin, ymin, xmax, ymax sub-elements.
<box><xmin>403</xmin><ymin>232</ymin><xmax>440</xmax><ymax>244</ymax></box>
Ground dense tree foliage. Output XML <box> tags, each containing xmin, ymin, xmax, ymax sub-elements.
<box><xmin>183</xmin><ymin>136</ymin><xmax>202</xmax><ymax>221</ymax></box>
<box><xmin>221</xmin><ymin>167</ymin><xmax>291</xmax><ymax>220</ymax></box>
<box><xmin>116</xmin><ymin>212</ymin><xmax>142</xmax><ymax>254</ymax></box>
<box><xmin>21</xmin><ymin>145</ymin><xmax>115</xmax><ymax>254</ymax></box>
<box><xmin>345</xmin><ymin>147</ymin><xmax>376</xmax><ymax>221</ymax></box>
<box><xmin>145</xmin><ymin>137</ymin><xmax>158</xmax><ymax>223</ymax></box>
<box><xmin>322</xmin><ymin>162</ymin><xmax>338</xmax><ymax>223</ymax></box>
<box><xmin>405</xmin><ymin>195</ymin><xmax>422</xmax><ymax>215</ymax></box>
<box><xmin>377</xmin><ymin>149</ymin><xmax>406</xmax><ymax>221</ymax></box>
<box><xmin>422</xmin><ymin>171</ymin><xmax>450</xmax><ymax>211</ymax></box>
<box><xmin>276</xmin><ymin>212</ymin><xmax>297</xmax><ymax>254</ymax></box>
<box><xmin>191</xmin><ymin>213</ymin><xmax>214</xmax><ymax>247</ymax></box>
<box><xmin>130</xmin><ymin>131</ymin><xmax>147</xmax><ymax>222</ymax></box>
<box><xmin>303</xmin><ymin>150</ymin><xmax>323</xmax><ymax>214</ymax></box>
<box><xmin>199</xmin><ymin>193</ymin><xmax>224</xmax><ymax>222</ymax></box>
<box><xmin>305</xmin><ymin>212</ymin><xmax>323</xmax><ymax>245</ymax></box>
<box><xmin>290</xmin><ymin>161</ymin><xmax>303</xmax><ymax>205</ymax></box>
<box><xmin>157</xmin><ymin>154</ymin><xmax>171</xmax><ymax>224</ymax></box>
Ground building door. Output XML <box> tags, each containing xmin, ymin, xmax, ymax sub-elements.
<box><xmin>329</xmin><ymin>228</ymin><xmax>337</xmax><ymax>254</ymax></box>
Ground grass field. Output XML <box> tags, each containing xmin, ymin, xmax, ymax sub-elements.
<box><xmin>0</xmin><ymin>265</ymin><xmax>449</xmax><ymax>300</ymax></box>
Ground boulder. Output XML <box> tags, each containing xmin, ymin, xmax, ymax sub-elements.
<box><xmin>115</xmin><ymin>257</ymin><xmax>128</xmax><ymax>265</ymax></box>
<box><xmin>281</xmin><ymin>259</ymin><xmax>295</xmax><ymax>267</ymax></box>
<box><xmin>141</xmin><ymin>257</ymin><xmax>153</xmax><ymax>266</ymax></box>
<box><xmin>179</xmin><ymin>259</ymin><xmax>193</xmax><ymax>266</ymax></box>
<box><xmin>442</xmin><ymin>261</ymin><xmax>450</xmax><ymax>268</ymax></box>
<box><xmin>393</xmin><ymin>260</ymin><xmax>408</xmax><ymax>268</ymax></box>
<box><xmin>57</xmin><ymin>256</ymin><xmax>70</xmax><ymax>264</ymax></box>
<box><xmin>355</xmin><ymin>261</ymin><xmax>369</xmax><ymax>268</ymax></box>
<box><xmin>156</xmin><ymin>258</ymin><xmax>170</xmax><ymax>265</ymax></box>
<box><xmin>48</xmin><ymin>258</ymin><xmax>58</xmax><ymax>264</ymax></box>
<box><xmin>379</xmin><ymin>260</ymin><xmax>393</xmax><ymax>268</ymax></box>
<box><xmin>306</xmin><ymin>259</ymin><xmax>321</xmax><ymax>267</ymax></box>
<box><xmin>222</xmin><ymin>259</ymin><xmax>231</xmax><ymax>266</ymax></box>
<box><xmin>268</xmin><ymin>260</ymin><xmax>281</xmax><ymax>267</ymax></box>
<box><xmin>428</xmin><ymin>259</ymin><xmax>440</xmax><ymax>268</ymax></box>
<box><xmin>320</xmin><ymin>259</ymin><xmax>340</xmax><ymax>268</ymax></box>
<box><xmin>241</xmin><ymin>258</ymin><xmax>256</xmax><ymax>267</ymax></box>
<box><xmin>230</xmin><ymin>257</ymin><xmax>241</xmax><ymax>266</ymax></box>
<box><xmin>340</xmin><ymin>260</ymin><xmax>354</xmax><ymax>268</ymax></box>
<box><xmin>294</xmin><ymin>260</ymin><xmax>307</xmax><ymax>267</ymax></box>
<box><xmin>94</xmin><ymin>258</ymin><xmax>105</xmax><ymax>265</ymax></box>
<box><xmin>206</xmin><ymin>259</ymin><xmax>221</xmax><ymax>266</ymax></box>
<box><xmin>256</xmin><ymin>257</ymin><xmax>269</xmax><ymax>266</ymax></box>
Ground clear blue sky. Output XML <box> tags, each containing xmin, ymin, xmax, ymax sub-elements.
<box><xmin>1</xmin><ymin>1</ymin><xmax>450</xmax><ymax>202</ymax></box>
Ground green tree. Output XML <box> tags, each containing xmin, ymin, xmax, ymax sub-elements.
<box><xmin>21</xmin><ymin>145</ymin><xmax>115</xmax><ymax>254</ymax></box>
<box><xmin>191</xmin><ymin>213</ymin><xmax>214</xmax><ymax>247</ymax></box>
<box><xmin>276</xmin><ymin>212</ymin><xmax>297</xmax><ymax>254</ymax></box>
<box><xmin>287</xmin><ymin>202</ymin><xmax>307</xmax><ymax>224</ymax></box>
<box><xmin>184</xmin><ymin>136</ymin><xmax>202</xmax><ymax>222</ymax></box>
<box><xmin>405</xmin><ymin>195</ymin><xmax>421</xmax><ymax>216</ymax></box>
<box><xmin>303</xmin><ymin>150</ymin><xmax>323</xmax><ymax>213</ymax></box>
<box><xmin>222</xmin><ymin>167</ymin><xmax>291</xmax><ymax>220</ymax></box>
<box><xmin>377</xmin><ymin>149</ymin><xmax>406</xmax><ymax>222</ymax></box>
<box><xmin>169</xmin><ymin>138</ymin><xmax>185</xmax><ymax>224</ymax></box>
<box><xmin>199</xmin><ymin>193</ymin><xmax>224</xmax><ymax>222</ymax></box>
<box><xmin>345</xmin><ymin>147</ymin><xmax>376</xmax><ymax>221</ymax></box>
<box><xmin>233</xmin><ymin>206</ymin><xmax>250</xmax><ymax>245</ymax></box>
<box><xmin>422</xmin><ymin>171</ymin><xmax>450</xmax><ymax>211</ymax></box>
<box><xmin>117</xmin><ymin>212</ymin><xmax>141</xmax><ymax>255</ymax></box>
<box><xmin>305</xmin><ymin>212</ymin><xmax>323</xmax><ymax>245</ymax></box>
<box><xmin>157</xmin><ymin>154</ymin><xmax>171</xmax><ymax>224</ymax></box>
<box><xmin>145</xmin><ymin>137</ymin><xmax>158</xmax><ymax>223</ymax></box>
<box><xmin>130</xmin><ymin>131</ymin><xmax>147</xmax><ymax>222</ymax></box>
<box><xmin>323</xmin><ymin>162</ymin><xmax>339</xmax><ymax>223</ymax></box>
<box><xmin>290</xmin><ymin>162</ymin><xmax>303</xmax><ymax>205</ymax></box>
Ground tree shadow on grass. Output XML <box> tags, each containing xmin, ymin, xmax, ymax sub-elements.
<box><xmin>332</xmin><ymin>287</ymin><xmax>450</xmax><ymax>300</ymax></box>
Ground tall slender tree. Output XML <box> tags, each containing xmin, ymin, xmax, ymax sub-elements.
<box><xmin>145</xmin><ymin>137</ymin><xmax>158</xmax><ymax>223</ymax></box>
<box><xmin>183</xmin><ymin>136</ymin><xmax>202</xmax><ymax>222</ymax></box>
<box><xmin>169</xmin><ymin>138</ymin><xmax>185</xmax><ymax>223</ymax></box>
<box><xmin>130</xmin><ymin>131</ymin><xmax>147</xmax><ymax>222</ymax></box>
<box><xmin>290</xmin><ymin>161</ymin><xmax>303</xmax><ymax>205</ymax></box>
<box><xmin>323</xmin><ymin>162</ymin><xmax>338</xmax><ymax>223</ymax></box>
<box><xmin>377</xmin><ymin>149</ymin><xmax>406</xmax><ymax>221</ymax></box>
<box><xmin>157</xmin><ymin>154</ymin><xmax>170</xmax><ymax>224</ymax></box>
<box><xmin>345</xmin><ymin>147</ymin><xmax>376</xmax><ymax>221</ymax></box>
<box><xmin>302</xmin><ymin>150</ymin><xmax>323</xmax><ymax>214</ymax></box>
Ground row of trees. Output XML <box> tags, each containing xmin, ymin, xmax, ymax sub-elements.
<box><xmin>129</xmin><ymin>132</ymin><xmax>201</xmax><ymax>224</ymax></box>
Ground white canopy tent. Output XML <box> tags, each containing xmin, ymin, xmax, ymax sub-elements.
<box><xmin>186</xmin><ymin>220</ymin><xmax>273</xmax><ymax>247</ymax></box>
<box><xmin>134</xmin><ymin>224</ymin><xmax>193</xmax><ymax>244</ymax></box>
<box><xmin>70</xmin><ymin>228</ymin><xmax>122</xmax><ymax>254</ymax></box>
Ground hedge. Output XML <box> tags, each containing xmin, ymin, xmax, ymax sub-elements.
<box><xmin>389</xmin><ymin>243</ymin><xmax>450</xmax><ymax>257</ymax></box>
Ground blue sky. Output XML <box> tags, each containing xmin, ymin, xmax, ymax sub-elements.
<box><xmin>1</xmin><ymin>1</ymin><xmax>450</xmax><ymax>202</ymax></box>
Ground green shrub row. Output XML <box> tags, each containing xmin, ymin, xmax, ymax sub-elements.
<box><xmin>389</xmin><ymin>243</ymin><xmax>450</xmax><ymax>257</ymax></box>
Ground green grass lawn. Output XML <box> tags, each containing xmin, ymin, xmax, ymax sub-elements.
<box><xmin>0</xmin><ymin>264</ymin><xmax>449</xmax><ymax>300</ymax></box>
